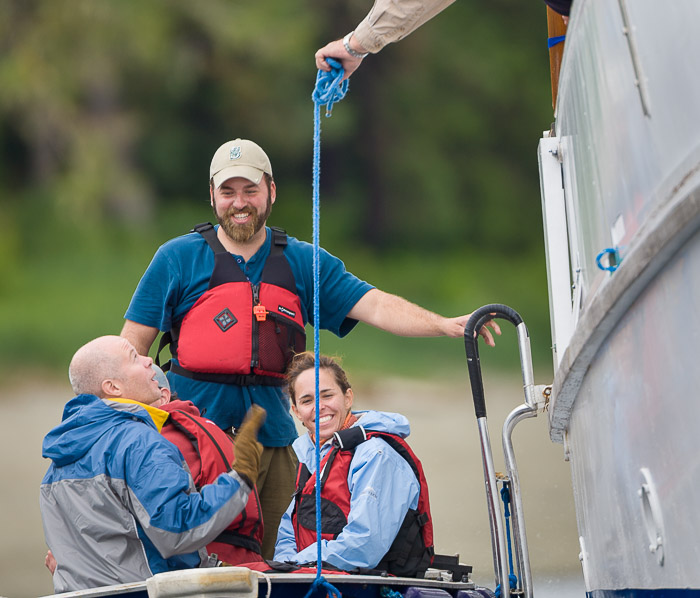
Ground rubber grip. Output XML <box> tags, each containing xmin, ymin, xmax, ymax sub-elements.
<box><xmin>463</xmin><ymin>304</ymin><xmax>523</xmax><ymax>419</ymax></box>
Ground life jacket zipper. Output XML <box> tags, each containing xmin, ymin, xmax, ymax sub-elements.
<box><xmin>251</xmin><ymin>283</ymin><xmax>260</xmax><ymax>369</ymax></box>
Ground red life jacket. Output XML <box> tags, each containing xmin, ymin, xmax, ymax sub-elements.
<box><xmin>291</xmin><ymin>426</ymin><xmax>435</xmax><ymax>577</ymax></box>
<box><xmin>160</xmin><ymin>400</ymin><xmax>264</xmax><ymax>563</ymax></box>
<box><xmin>160</xmin><ymin>224</ymin><xmax>305</xmax><ymax>386</ymax></box>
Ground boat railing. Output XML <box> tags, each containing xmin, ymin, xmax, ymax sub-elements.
<box><xmin>464</xmin><ymin>305</ymin><xmax>551</xmax><ymax>598</ymax></box>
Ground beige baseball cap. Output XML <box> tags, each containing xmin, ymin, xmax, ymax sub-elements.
<box><xmin>210</xmin><ymin>139</ymin><xmax>273</xmax><ymax>188</ymax></box>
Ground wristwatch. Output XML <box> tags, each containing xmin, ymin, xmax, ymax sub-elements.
<box><xmin>343</xmin><ymin>32</ymin><xmax>369</xmax><ymax>59</ymax></box>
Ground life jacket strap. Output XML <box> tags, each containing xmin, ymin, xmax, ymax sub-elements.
<box><xmin>333</xmin><ymin>426</ymin><xmax>367</xmax><ymax>450</ymax></box>
<box><xmin>192</xmin><ymin>222</ymin><xmax>227</xmax><ymax>253</ymax></box>
<box><xmin>212</xmin><ymin>530</ymin><xmax>262</xmax><ymax>554</ymax></box>
<box><xmin>168</xmin><ymin>362</ymin><xmax>285</xmax><ymax>386</ymax></box>
<box><xmin>155</xmin><ymin>331</ymin><xmax>172</xmax><ymax>370</ymax></box>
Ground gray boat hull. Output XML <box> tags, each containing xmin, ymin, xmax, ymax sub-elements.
<box><xmin>539</xmin><ymin>0</ymin><xmax>700</xmax><ymax>593</ymax></box>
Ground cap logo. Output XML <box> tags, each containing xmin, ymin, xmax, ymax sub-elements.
<box><xmin>229</xmin><ymin>146</ymin><xmax>242</xmax><ymax>161</ymax></box>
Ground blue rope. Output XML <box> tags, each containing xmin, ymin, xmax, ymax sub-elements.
<box><xmin>312</xmin><ymin>58</ymin><xmax>348</xmax><ymax>117</ymax></box>
<box><xmin>547</xmin><ymin>35</ymin><xmax>566</xmax><ymax>48</ymax></box>
<box><xmin>302</xmin><ymin>57</ymin><xmax>348</xmax><ymax>598</ymax></box>
<box><xmin>494</xmin><ymin>574</ymin><xmax>519</xmax><ymax>598</ymax></box>
<box><xmin>380</xmin><ymin>586</ymin><xmax>404</xmax><ymax>598</ymax></box>
<box><xmin>494</xmin><ymin>484</ymin><xmax>518</xmax><ymax>598</ymax></box>
<box><xmin>500</xmin><ymin>485</ymin><xmax>515</xmax><ymax>579</ymax></box>
<box><xmin>311</xmin><ymin>59</ymin><xmax>324</xmax><ymax>586</ymax></box>
<box><xmin>595</xmin><ymin>247</ymin><xmax>621</xmax><ymax>274</ymax></box>
<box><xmin>304</xmin><ymin>577</ymin><xmax>343</xmax><ymax>598</ymax></box>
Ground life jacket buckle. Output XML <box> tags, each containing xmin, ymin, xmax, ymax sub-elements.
<box><xmin>254</xmin><ymin>305</ymin><xmax>268</xmax><ymax>321</ymax></box>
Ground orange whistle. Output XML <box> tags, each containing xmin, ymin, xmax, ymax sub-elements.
<box><xmin>254</xmin><ymin>305</ymin><xmax>268</xmax><ymax>321</ymax></box>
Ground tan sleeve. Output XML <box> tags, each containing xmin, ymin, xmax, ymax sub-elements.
<box><xmin>353</xmin><ymin>0</ymin><xmax>457</xmax><ymax>53</ymax></box>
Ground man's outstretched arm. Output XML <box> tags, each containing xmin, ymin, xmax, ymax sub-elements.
<box><xmin>347</xmin><ymin>289</ymin><xmax>500</xmax><ymax>346</ymax></box>
<box><xmin>315</xmin><ymin>0</ymin><xmax>457</xmax><ymax>79</ymax></box>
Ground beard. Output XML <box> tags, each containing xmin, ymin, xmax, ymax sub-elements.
<box><xmin>214</xmin><ymin>196</ymin><xmax>272</xmax><ymax>243</ymax></box>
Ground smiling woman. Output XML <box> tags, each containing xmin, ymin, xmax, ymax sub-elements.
<box><xmin>274</xmin><ymin>351</ymin><xmax>434</xmax><ymax>577</ymax></box>
<box><xmin>287</xmin><ymin>352</ymin><xmax>354</xmax><ymax>443</ymax></box>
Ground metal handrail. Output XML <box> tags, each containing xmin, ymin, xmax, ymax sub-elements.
<box><xmin>464</xmin><ymin>304</ymin><xmax>550</xmax><ymax>598</ymax></box>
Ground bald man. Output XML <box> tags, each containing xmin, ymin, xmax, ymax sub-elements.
<box><xmin>40</xmin><ymin>336</ymin><xmax>265</xmax><ymax>593</ymax></box>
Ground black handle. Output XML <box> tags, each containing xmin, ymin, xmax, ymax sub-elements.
<box><xmin>463</xmin><ymin>304</ymin><xmax>524</xmax><ymax>419</ymax></box>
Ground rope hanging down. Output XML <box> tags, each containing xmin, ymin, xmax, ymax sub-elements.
<box><xmin>303</xmin><ymin>57</ymin><xmax>348</xmax><ymax>598</ymax></box>
<box><xmin>494</xmin><ymin>484</ymin><xmax>518</xmax><ymax>598</ymax></box>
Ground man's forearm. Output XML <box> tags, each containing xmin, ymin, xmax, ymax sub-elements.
<box><xmin>348</xmin><ymin>289</ymin><xmax>449</xmax><ymax>337</ymax></box>
<box><xmin>349</xmin><ymin>290</ymin><xmax>501</xmax><ymax>344</ymax></box>
<box><xmin>121</xmin><ymin>320</ymin><xmax>159</xmax><ymax>356</ymax></box>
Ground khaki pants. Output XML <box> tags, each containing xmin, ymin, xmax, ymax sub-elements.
<box><xmin>256</xmin><ymin>445</ymin><xmax>298</xmax><ymax>560</ymax></box>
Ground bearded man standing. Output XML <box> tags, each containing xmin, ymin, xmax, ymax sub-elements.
<box><xmin>121</xmin><ymin>138</ymin><xmax>499</xmax><ymax>558</ymax></box>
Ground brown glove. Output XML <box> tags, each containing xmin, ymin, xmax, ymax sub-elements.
<box><xmin>231</xmin><ymin>405</ymin><xmax>266</xmax><ymax>488</ymax></box>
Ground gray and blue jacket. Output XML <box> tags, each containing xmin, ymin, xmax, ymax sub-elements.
<box><xmin>40</xmin><ymin>394</ymin><xmax>250</xmax><ymax>593</ymax></box>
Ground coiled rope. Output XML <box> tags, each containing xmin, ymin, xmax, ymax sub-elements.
<box><xmin>302</xmin><ymin>57</ymin><xmax>348</xmax><ymax>598</ymax></box>
<box><xmin>312</xmin><ymin>58</ymin><xmax>349</xmax><ymax>117</ymax></box>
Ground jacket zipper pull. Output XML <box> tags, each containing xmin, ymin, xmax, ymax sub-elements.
<box><xmin>252</xmin><ymin>284</ymin><xmax>268</xmax><ymax>321</ymax></box>
<box><xmin>251</xmin><ymin>284</ymin><xmax>260</xmax><ymax>368</ymax></box>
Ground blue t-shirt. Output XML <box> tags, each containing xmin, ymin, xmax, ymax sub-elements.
<box><xmin>124</xmin><ymin>226</ymin><xmax>373</xmax><ymax>446</ymax></box>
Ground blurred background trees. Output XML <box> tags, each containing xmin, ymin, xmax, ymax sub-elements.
<box><xmin>0</xmin><ymin>0</ymin><xmax>555</xmax><ymax>380</ymax></box>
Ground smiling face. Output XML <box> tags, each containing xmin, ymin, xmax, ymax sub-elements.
<box><xmin>291</xmin><ymin>367</ymin><xmax>354</xmax><ymax>443</ymax></box>
<box><xmin>211</xmin><ymin>175</ymin><xmax>275</xmax><ymax>243</ymax></box>
<box><xmin>105</xmin><ymin>338</ymin><xmax>163</xmax><ymax>406</ymax></box>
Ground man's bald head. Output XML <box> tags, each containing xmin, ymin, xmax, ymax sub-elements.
<box><xmin>69</xmin><ymin>336</ymin><xmax>124</xmax><ymax>397</ymax></box>
<box><xmin>68</xmin><ymin>336</ymin><xmax>162</xmax><ymax>405</ymax></box>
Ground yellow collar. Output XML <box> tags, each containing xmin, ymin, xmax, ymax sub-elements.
<box><xmin>109</xmin><ymin>398</ymin><xmax>169</xmax><ymax>432</ymax></box>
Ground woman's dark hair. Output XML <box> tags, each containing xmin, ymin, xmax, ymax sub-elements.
<box><xmin>286</xmin><ymin>352</ymin><xmax>351</xmax><ymax>405</ymax></box>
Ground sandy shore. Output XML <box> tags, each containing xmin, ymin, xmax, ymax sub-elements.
<box><xmin>0</xmin><ymin>374</ymin><xmax>583</xmax><ymax>597</ymax></box>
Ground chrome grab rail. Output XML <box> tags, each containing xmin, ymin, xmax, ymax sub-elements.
<box><xmin>464</xmin><ymin>305</ymin><xmax>550</xmax><ymax>598</ymax></box>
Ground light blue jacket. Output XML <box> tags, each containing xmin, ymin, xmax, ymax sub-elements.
<box><xmin>41</xmin><ymin>394</ymin><xmax>250</xmax><ymax>593</ymax></box>
<box><xmin>273</xmin><ymin>410</ymin><xmax>420</xmax><ymax>570</ymax></box>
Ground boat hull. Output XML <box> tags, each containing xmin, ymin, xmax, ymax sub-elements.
<box><xmin>539</xmin><ymin>0</ymin><xmax>700</xmax><ymax>594</ymax></box>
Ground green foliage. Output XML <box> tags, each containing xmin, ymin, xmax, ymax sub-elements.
<box><xmin>0</xmin><ymin>0</ymin><xmax>556</xmax><ymax>381</ymax></box>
